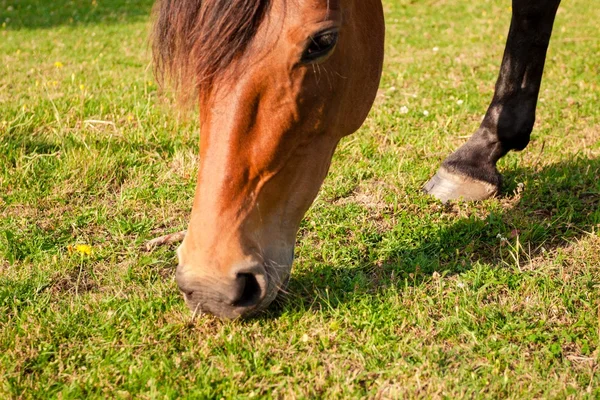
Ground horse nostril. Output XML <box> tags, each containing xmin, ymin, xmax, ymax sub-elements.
<box><xmin>232</xmin><ymin>272</ymin><xmax>263</xmax><ymax>308</ymax></box>
<box><xmin>181</xmin><ymin>289</ymin><xmax>194</xmax><ymax>303</ymax></box>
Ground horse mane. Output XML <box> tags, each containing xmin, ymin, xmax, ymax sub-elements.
<box><xmin>152</xmin><ymin>0</ymin><xmax>271</xmax><ymax>104</ymax></box>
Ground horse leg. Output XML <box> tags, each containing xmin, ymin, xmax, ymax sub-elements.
<box><xmin>424</xmin><ymin>0</ymin><xmax>561</xmax><ymax>202</ymax></box>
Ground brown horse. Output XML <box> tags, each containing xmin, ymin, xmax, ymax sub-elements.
<box><xmin>152</xmin><ymin>0</ymin><xmax>561</xmax><ymax>318</ymax></box>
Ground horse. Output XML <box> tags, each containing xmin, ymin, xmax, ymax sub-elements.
<box><xmin>152</xmin><ymin>0</ymin><xmax>561</xmax><ymax>319</ymax></box>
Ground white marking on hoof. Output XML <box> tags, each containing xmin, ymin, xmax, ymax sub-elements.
<box><xmin>424</xmin><ymin>167</ymin><xmax>498</xmax><ymax>203</ymax></box>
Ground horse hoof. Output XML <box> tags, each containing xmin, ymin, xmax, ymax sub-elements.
<box><xmin>423</xmin><ymin>167</ymin><xmax>498</xmax><ymax>203</ymax></box>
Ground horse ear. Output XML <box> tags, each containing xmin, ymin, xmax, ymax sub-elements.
<box><xmin>151</xmin><ymin>0</ymin><xmax>271</xmax><ymax>107</ymax></box>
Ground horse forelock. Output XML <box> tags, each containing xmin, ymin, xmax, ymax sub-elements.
<box><xmin>152</xmin><ymin>0</ymin><xmax>271</xmax><ymax>105</ymax></box>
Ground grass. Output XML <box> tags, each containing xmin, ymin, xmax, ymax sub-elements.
<box><xmin>1</xmin><ymin>0</ymin><xmax>599</xmax><ymax>397</ymax></box>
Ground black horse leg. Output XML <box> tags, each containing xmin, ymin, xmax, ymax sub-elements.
<box><xmin>425</xmin><ymin>0</ymin><xmax>561</xmax><ymax>202</ymax></box>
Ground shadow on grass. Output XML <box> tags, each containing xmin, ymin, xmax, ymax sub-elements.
<box><xmin>269</xmin><ymin>156</ymin><xmax>600</xmax><ymax>317</ymax></box>
<box><xmin>0</xmin><ymin>0</ymin><xmax>155</xmax><ymax>30</ymax></box>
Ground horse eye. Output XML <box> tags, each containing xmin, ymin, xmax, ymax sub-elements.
<box><xmin>301</xmin><ymin>30</ymin><xmax>339</xmax><ymax>63</ymax></box>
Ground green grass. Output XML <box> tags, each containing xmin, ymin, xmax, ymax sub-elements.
<box><xmin>1</xmin><ymin>0</ymin><xmax>599</xmax><ymax>397</ymax></box>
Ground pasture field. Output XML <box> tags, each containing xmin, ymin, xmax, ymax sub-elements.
<box><xmin>1</xmin><ymin>0</ymin><xmax>599</xmax><ymax>398</ymax></box>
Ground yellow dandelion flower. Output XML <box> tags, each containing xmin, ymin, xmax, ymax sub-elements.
<box><xmin>67</xmin><ymin>244</ymin><xmax>93</xmax><ymax>255</ymax></box>
<box><xmin>54</xmin><ymin>61</ymin><xmax>64</xmax><ymax>69</ymax></box>
<box><xmin>80</xmin><ymin>84</ymin><xmax>86</xmax><ymax>91</ymax></box>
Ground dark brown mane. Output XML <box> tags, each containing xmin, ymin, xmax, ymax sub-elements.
<box><xmin>152</xmin><ymin>0</ymin><xmax>271</xmax><ymax>104</ymax></box>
